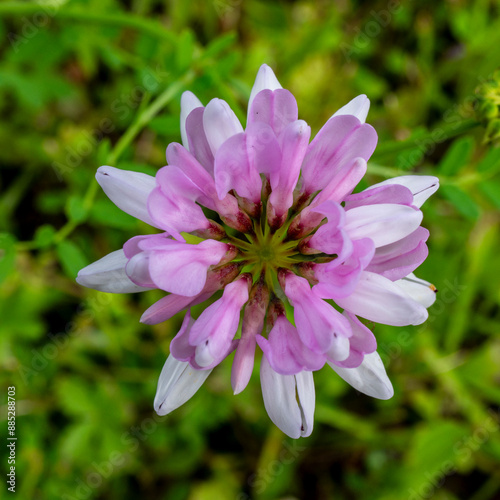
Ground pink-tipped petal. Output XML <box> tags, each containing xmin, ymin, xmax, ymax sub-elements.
<box><xmin>300</xmin><ymin>116</ymin><xmax>378</xmax><ymax>194</ymax></box>
<box><xmin>366</xmin><ymin>227</ymin><xmax>429</xmax><ymax>281</ymax></box>
<box><xmin>366</xmin><ymin>175</ymin><xmax>440</xmax><ymax>208</ymax></box>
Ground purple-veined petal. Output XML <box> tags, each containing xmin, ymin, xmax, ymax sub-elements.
<box><xmin>232</xmin><ymin>281</ymin><xmax>269</xmax><ymax>394</ymax></box>
<box><xmin>395</xmin><ymin>273</ymin><xmax>437</xmax><ymax>308</ymax></box>
<box><xmin>260</xmin><ymin>356</ymin><xmax>315</xmax><ymax>439</ymax></box>
<box><xmin>214</xmin><ymin>133</ymin><xmax>262</xmax><ymax>203</ymax></box>
<box><xmin>203</xmin><ymin>98</ymin><xmax>243</xmax><ymax>155</ymax></box>
<box><xmin>248</xmin><ymin>89</ymin><xmax>299</xmax><ymax>137</ymax></box>
<box><xmin>185</xmin><ymin>107</ymin><xmax>215</xmax><ymax>174</ymax></box>
<box><xmin>366</xmin><ymin>227</ymin><xmax>429</xmax><ymax>281</ymax></box>
<box><xmin>335</xmin><ymin>271</ymin><xmax>428</xmax><ymax>326</ymax></box>
<box><xmin>76</xmin><ymin>249</ymin><xmax>153</xmax><ymax>293</ymax></box>
<box><xmin>328</xmin><ymin>351</ymin><xmax>393</xmax><ymax>399</ymax></box>
<box><xmin>345</xmin><ymin>183</ymin><xmax>414</xmax><ymax>209</ymax></box>
<box><xmin>313</xmin><ymin>238</ymin><xmax>375</xmax><ymax>299</ymax></box>
<box><xmin>366</xmin><ymin>175</ymin><xmax>439</xmax><ymax>208</ymax></box>
<box><xmin>248</xmin><ymin>64</ymin><xmax>283</xmax><ymax>113</ymax></box>
<box><xmin>300</xmin><ymin>115</ymin><xmax>378</xmax><ymax>194</ymax></box>
<box><xmin>189</xmin><ymin>276</ymin><xmax>250</xmax><ymax>368</ymax></box>
<box><xmin>96</xmin><ymin>166</ymin><xmax>157</xmax><ymax>226</ymax></box>
<box><xmin>256</xmin><ymin>315</ymin><xmax>325</xmax><ymax>375</ymax></box>
<box><xmin>166</xmin><ymin>142</ymin><xmax>218</xmax><ymax>208</ymax></box>
<box><xmin>146</xmin><ymin>239</ymin><xmax>230</xmax><ymax>296</ymax></box>
<box><xmin>282</xmin><ymin>272</ymin><xmax>352</xmax><ymax>355</ymax></box>
<box><xmin>332</xmin><ymin>94</ymin><xmax>370</xmax><ymax>123</ymax></box>
<box><xmin>154</xmin><ymin>354</ymin><xmax>212</xmax><ymax>416</ymax></box>
<box><xmin>148</xmin><ymin>166</ymin><xmax>212</xmax><ymax>240</ymax></box>
<box><xmin>269</xmin><ymin>120</ymin><xmax>311</xmax><ymax>217</ymax></box>
<box><xmin>345</xmin><ymin>203</ymin><xmax>423</xmax><ymax>247</ymax></box>
<box><xmin>180</xmin><ymin>91</ymin><xmax>203</xmax><ymax>150</ymax></box>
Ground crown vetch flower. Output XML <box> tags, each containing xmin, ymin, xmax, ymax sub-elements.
<box><xmin>77</xmin><ymin>64</ymin><xmax>439</xmax><ymax>438</ymax></box>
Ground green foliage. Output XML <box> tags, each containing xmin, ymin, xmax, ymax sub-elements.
<box><xmin>1</xmin><ymin>1</ymin><xmax>500</xmax><ymax>500</ymax></box>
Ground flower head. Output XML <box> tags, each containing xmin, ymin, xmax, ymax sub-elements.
<box><xmin>77</xmin><ymin>64</ymin><xmax>439</xmax><ymax>438</ymax></box>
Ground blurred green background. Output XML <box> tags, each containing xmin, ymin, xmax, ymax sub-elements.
<box><xmin>1</xmin><ymin>1</ymin><xmax>500</xmax><ymax>499</ymax></box>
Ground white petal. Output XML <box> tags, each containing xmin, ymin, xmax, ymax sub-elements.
<box><xmin>295</xmin><ymin>370</ymin><xmax>315</xmax><ymax>437</ymax></box>
<box><xmin>76</xmin><ymin>249</ymin><xmax>153</xmax><ymax>293</ymax></box>
<box><xmin>366</xmin><ymin>175</ymin><xmax>439</xmax><ymax>208</ymax></box>
<box><xmin>248</xmin><ymin>64</ymin><xmax>282</xmax><ymax>112</ymax></box>
<box><xmin>332</xmin><ymin>95</ymin><xmax>370</xmax><ymax>123</ymax></box>
<box><xmin>396</xmin><ymin>273</ymin><xmax>437</xmax><ymax>308</ymax></box>
<box><xmin>180</xmin><ymin>91</ymin><xmax>203</xmax><ymax>150</ymax></box>
<box><xmin>335</xmin><ymin>271</ymin><xmax>428</xmax><ymax>326</ymax></box>
<box><xmin>260</xmin><ymin>356</ymin><xmax>303</xmax><ymax>439</ymax></box>
<box><xmin>345</xmin><ymin>204</ymin><xmax>423</xmax><ymax>247</ymax></box>
<box><xmin>329</xmin><ymin>351</ymin><xmax>393</xmax><ymax>399</ymax></box>
<box><xmin>96</xmin><ymin>166</ymin><xmax>157</xmax><ymax>226</ymax></box>
<box><xmin>203</xmin><ymin>98</ymin><xmax>243</xmax><ymax>155</ymax></box>
<box><xmin>154</xmin><ymin>355</ymin><xmax>212</xmax><ymax>416</ymax></box>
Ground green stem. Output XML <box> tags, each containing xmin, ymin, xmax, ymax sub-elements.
<box><xmin>372</xmin><ymin>119</ymin><xmax>480</xmax><ymax>158</ymax></box>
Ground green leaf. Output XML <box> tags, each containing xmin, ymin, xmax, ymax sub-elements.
<box><xmin>65</xmin><ymin>196</ymin><xmax>87</xmax><ymax>223</ymax></box>
<box><xmin>89</xmin><ymin>199</ymin><xmax>137</xmax><ymax>229</ymax></box>
<box><xmin>403</xmin><ymin>421</ymin><xmax>469</xmax><ymax>490</ymax></box>
<box><xmin>34</xmin><ymin>225</ymin><xmax>56</xmax><ymax>248</ymax></box>
<box><xmin>478</xmin><ymin>180</ymin><xmax>500</xmax><ymax>210</ymax></box>
<box><xmin>56</xmin><ymin>240</ymin><xmax>89</xmax><ymax>279</ymax></box>
<box><xmin>441</xmin><ymin>185</ymin><xmax>480</xmax><ymax>220</ymax></box>
<box><xmin>0</xmin><ymin>233</ymin><xmax>17</xmax><ymax>283</ymax></box>
<box><xmin>438</xmin><ymin>136</ymin><xmax>474</xmax><ymax>176</ymax></box>
<box><xmin>203</xmin><ymin>32</ymin><xmax>237</xmax><ymax>60</ymax></box>
<box><xmin>477</xmin><ymin>146</ymin><xmax>500</xmax><ymax>173</ymax></box>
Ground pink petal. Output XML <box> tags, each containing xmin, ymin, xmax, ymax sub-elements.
<box><xmin>147</xmin><ymin>239</ymin><xmax>229</xmax><ymax>296</ymax></box>
<box><xmin>189</xmin><ymin>277</ymin><xmax>250</xmax><ymax>368</ymax></box>
<box><xmin>345</xmin><ymin>183</ymin><xmax>414</xmax><ymax>209</ymax></box>
<box><xmin>185</xmin><ymin>107</ymin><xmax>215</xmax><ymax>174</ymax></box>
<box><xmin>282</xmin><ymin>272</ymin><xmax>352</xmax><ymax>355</ymax></box>
<box><xmin>366</xmin><ymin>227</ymin><xmax>429</xmax><ymax>281</ymax></box>
<box><xmin>147</xmin><ymin>167</ymin><xmax>211</xmax><ymax>240</ymax></box>
<box><xmin>269</xmin><ymin>120</ymin><xmax>311</xmax><ymax>217</ymax></box>
<box><xmin>366</xmin><ymin>175</ymin><xmax>439</xmax><ymax>208</ymax></box>
<box><xmin>166</xmin><ymin>142</ymin><xmax>217</xmax><ymax>208</ymax></box>
<box><xmin>300</xmin><ymin>115</ymin><xmax>378</xmax><ymax>195</ymax></box>
<box><xmin>247</xmin><ymin>89</ymin><xmax>299</xmax><ymax>137</ymax></box>
<box><xmin>214</xmin><ymin>125</ymin><xmax>273</xmax><ymax>203</ymax></box>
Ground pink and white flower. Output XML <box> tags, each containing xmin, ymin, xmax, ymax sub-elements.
<box><xmin>77</xmin><ymin>64</ymin><xmax>439</xmax><ymax>439</ymax></box>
